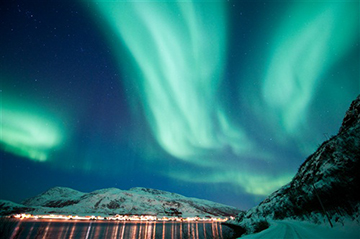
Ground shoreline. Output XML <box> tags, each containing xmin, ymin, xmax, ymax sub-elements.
<box><xmin>6</xmin><ymin>213</ymin><xmax>231</xmax><ymax>222</ymax></box>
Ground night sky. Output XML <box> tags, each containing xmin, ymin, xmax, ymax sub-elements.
<box><xmin>1</xmin><ymin>0</ymin><xmax>359</xmax><ymax>209</ymax></box>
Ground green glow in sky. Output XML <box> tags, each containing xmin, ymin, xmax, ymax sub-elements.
<box><xmin>89</xmin><ymin>0</ymin><xmax>298</xmax><ymax>196</ymax></box>
<box><xmin>263</xmin><ymin>3</ymin><xmax>358</xmax><ymax>136</ymax></box>
<box><xmin>1</xmin><ymin>100</ymin><xmax>63</xmax><ymax>162</ymax></box>
<box><xmin>92</xmin><ymin>0</ymin><xmax>251</xmax><ymax>164</ymax></box>
<box><xmin>90</xmin><ymin>1</ymin><xmax>359</xmax><ymax>196</ymax></box>
<box><xmin>173</xmin><ymin>169</ymin><xmax>293</xmax><ymax>196</ymax></box>
<box><xmin>1</xmin><ymin>0</ymin><xmax>358</xmax><ymax>209</ymax></box>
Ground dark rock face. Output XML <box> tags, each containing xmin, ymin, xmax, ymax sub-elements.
<box><xmin>237</xmin><ymin>95</ymin><xmax>360</xmax><ymax>224</ymax></box>
<box><xmin>339</xmin><ymin>95</ymin><xmax>360</xmax><ymax>134</ymax></box>
<box><xmin>44</xmin><ymin>200</ymin><xmax>80</xmax><ymax>208</ymax></box>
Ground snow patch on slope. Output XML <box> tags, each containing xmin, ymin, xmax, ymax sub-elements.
<box><xmin>239</xmin><ymin>220</ymin><xmax>360</xmax><ymax>239</ymax></box>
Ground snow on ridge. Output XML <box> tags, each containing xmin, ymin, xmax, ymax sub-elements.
<box><xmin>0</xmin><ymin>199</ymin><xmax>37</xmax><ymax>216</ymax></box>
<box><xmin>90</xmin><ymin>187</ymin><xmax>123</xmax><ymax>194</ymax></box>
<box><xmin>339</xmin><ymin>94</ymin><xmax>360</xmax><ymax>134</ymax></box>
<box><xmin>1</xmin><ymin>186</ymin><xmax>242</xmax><ymax>217</ymax></box>
<box><xmin>234</xmin><ymin>95</ymin><xmax>360</xmax><ymax>232</ymax></box>
<box><xmin>129</xmin><ymin>187</ymin><xmax>170</xmax><ymax>195</ymax></box>
<box><xmin>0</xmin><ymin>199</ymin><xmax>28</xmax><ymax>208</ymax></box>
<box><xmin>21</xmin><ymin>186</ymin><xmax>85</xmax><ymax>207</ymax></box>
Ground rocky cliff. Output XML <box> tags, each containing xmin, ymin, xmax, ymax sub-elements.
<box><xmin>237</xmin><ymin>95</ymin><xmax>360</xmax><ymax>227</ymax></box>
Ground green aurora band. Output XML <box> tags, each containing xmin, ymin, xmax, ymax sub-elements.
<box><xmin>261</xmin><ymin>2</ymin><xmax>359</xmax><ymax>145</ymax></box>
<box><xmin>1</xmin><ymin>99</ymin><xmax>63</xmax><ymax>162</ymax></box>
<box><xmin>238</xmin><ymin>1</ymin><xmax>360</xmax><ymax>161</ymax></box>
<box><xmin>92</xmin><ymin>0</ymin><xmax>252</xmax><ymax>162</ymax></box>
<box><xmin>89</xmin><ymin>1</ymin><xmax>359</xmax><ymax>196</ymax></box>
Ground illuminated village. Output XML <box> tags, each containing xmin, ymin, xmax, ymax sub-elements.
<box><xmin>12</xmin><ymin>213</ymin><xmax>233</xmax><ymax>222</ymax></box>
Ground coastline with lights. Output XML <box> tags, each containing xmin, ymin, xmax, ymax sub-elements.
<box><xmin>0</xmin><ymin>187</ymin><xmax>241</xmax><ymax>223</ymax></box>
<box><xmin>3</xmin><ymin>214</ymin><xmax>240</xmax><ymax>238</ymax></box>
<box><xmin>11</xmin><ymin>213</ymin><xmax>234</xmax><ymax>222</ymax></box>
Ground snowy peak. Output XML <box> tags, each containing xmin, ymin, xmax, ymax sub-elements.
<box><xmin>22</xmin><ymin>187</ymin><xmax>84</xmax><ymax>207</ymax></box>
<box><xmin>129</xmin><ymin>187</ymin><xmax>177</xmax><ymax>196</ymax></box>
<box><xmin>32</xmin><ymin>186</ymin><xmax>83</xmax><ymax>199</ymax></box>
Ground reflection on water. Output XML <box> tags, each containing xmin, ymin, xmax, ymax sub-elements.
<box><xmin>6</xmin><ymin>219</ymin><xmax>237</xmax><ymax>239</ymax></box>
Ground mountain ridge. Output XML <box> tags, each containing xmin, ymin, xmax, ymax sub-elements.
<box><xmin>235</xmin><ymin>95</ymin><xmax>360</xmax><ymax>231</ymax></box>
<box><xmin>1</xmin><ymin>186</ymin><xmax>242</xmax><ymax>218</ymax></box>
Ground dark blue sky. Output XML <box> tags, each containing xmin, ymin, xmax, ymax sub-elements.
<box><xmin>1</xmin><ymin>0</ymin><xmax>359</xmax><ymax>209</ymax></box>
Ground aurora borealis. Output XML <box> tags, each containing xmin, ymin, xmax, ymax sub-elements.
<box><xmin>1</xmin><ymin>99</ymin><xmax>63</xmax><ymax>162</ymax></box>
<box><xmin>1</xmin><ymin>0</ymin><xmax>359</xmax><ymax>209</ymax></box>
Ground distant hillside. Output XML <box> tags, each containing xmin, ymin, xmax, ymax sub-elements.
<box><xmin>236</xmin><ymin>95</ymin><xmax>360</xmax><ymax>228</ymax></box>
<box><xmin>1</xmin><ymin>187</ymin><xmax>242</xmax><ymax>217</ymax></box>
<box><xmin>0</xmin><ymin>200</ymin><xmax>36</xmax><ymax>216</ymax></box>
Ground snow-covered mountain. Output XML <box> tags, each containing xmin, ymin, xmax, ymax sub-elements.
<box><xmin>1</xmin><ymin>186</ymin><xmax>241</xmax><ymax>217</ymax></box>
<box><xmin>0</xmin><ymin>200</ymin><xmax>36</xmax><ymax>216</ymax></box>
<box><xmin>236</xmin><ymin>95</ymin><xmax>360</xmax><ymax>229</ymax></box>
